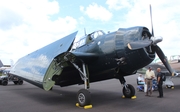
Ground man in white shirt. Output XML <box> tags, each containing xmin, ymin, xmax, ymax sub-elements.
<box><xmin>138</xmin><ymin>74</ymin><xmax>145</xmax><ymax>85</ymax></box>
<box><xmin>145</xmin><ymin>67</ymin><xmax>155</xmax><ymax>96</ymax></box>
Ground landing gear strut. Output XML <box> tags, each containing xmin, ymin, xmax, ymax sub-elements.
<box><xmin>118</xmin><ymin>74</ymin><xmax>135</xmax><ymax>98</ymax></box>
<box><xmin>71</xmin><ymin>62</ymin><xmax>91</xmax><ymax>107</ymax></box>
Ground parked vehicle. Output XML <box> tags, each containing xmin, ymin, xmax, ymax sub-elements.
<box><xmin>0</xmin><ymin>70</ymin><xmax>23</xmax><ymax>86</ymax></box>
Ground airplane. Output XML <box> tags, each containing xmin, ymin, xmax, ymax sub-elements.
<box><xmin>170</xmin><ymin>55</ymin><xmax>180</xmax><ymax>63</ymax></box>
<box><xmin>0</xmin><ymin>60</ymin><xmax>11</xmax><ymax>71</ymax></box>
<box><xmin>9</xmin><ymin>5</ymin><xmax>177</xmax><ymax>107</ymax></box>
<box><xmin>154</xmin><ymin>55</ymin><xmax>180</xmax><ymax>63</ymax></box>
<box><xmin>0</xmin><ymin>66</ymin><xmax>11</xmax><ymax>71</ymax></box>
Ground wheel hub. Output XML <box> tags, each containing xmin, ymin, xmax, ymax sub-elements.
<box><xmin>78</xmin><ymin>93</ymin><xmax>85</xmax><ymax>104</ymax></box>
<box><xmin>125</xmin><ymin>88</ymin><xmax>131</xmax><ymax>95</ymax></box>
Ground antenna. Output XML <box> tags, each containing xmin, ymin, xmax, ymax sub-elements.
<box><xmin>84</xmin><ymin>28</ymin><xmax>87</xmax><ymax>36</ymax></box>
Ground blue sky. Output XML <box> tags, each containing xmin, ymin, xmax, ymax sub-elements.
<box><xmin>0</xmin><ymin>0</ymin><xmax>180</xmax><ymax>65</ymax></box>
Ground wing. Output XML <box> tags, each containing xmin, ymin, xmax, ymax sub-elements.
<box><xmin>10</xmin><ymin>31</ymin><xmax>78</xmax><ymax>90</ymax></box>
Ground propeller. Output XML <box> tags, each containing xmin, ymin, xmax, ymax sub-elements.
<box><xmin>149</xmin><ymin>4</ymin><xmax>175</xmax><ymax>76</ymax></box>
<box><xmin>127</xmin><ymin>5</ymin><xmax>175</xmax><ymax>76</ymax></box>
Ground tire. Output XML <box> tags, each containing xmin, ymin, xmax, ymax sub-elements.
<box><xmin>14</xmin><ymin>81</ymin><xmax>18</xmax><ymax>85</ymax></box>
<box><xmin>123</xmin><ymin>84</ymin><xmax>135</xmax><ymax>98</ymax></box>
<box><xmin>18</xmin><ymin>80</ymin><xmax>23</xmax><ymax>85</ymax></box>
<box><xmin>2</xmin><ymin>80</ymin><xmax>8</xmax><ymax>86</ymax></box>
<box><xmin>77</xmin><ymin>89</ymin><xmax>91</xmax><ymax>107</ymax></box>
<box><xmin>166</xmin><ymin>85</ymin><xmax>173</xmax><ymax>89</ymax></box>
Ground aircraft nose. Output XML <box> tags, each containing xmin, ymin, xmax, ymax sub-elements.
<box><xmin>151</xmin><ymin>36</ymin><xmax>163</xmax><ymax>45</ymax></box>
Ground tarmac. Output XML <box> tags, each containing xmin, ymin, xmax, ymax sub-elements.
<box><xmin>1</xmin><ymin>74</ymin><xmax>180</xmax><ymax>112</ymax></box>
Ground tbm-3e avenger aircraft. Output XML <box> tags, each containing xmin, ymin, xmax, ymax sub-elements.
<box><xmin>9</xmin><ymin>6</ymin><xmax>176</xmax><ymax>107</ymax></box>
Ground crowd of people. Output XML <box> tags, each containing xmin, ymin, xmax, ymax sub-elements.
<box><xmin>137</xmin><ymin>67</ymin><xmax>164</xmax><ymax>98</ymax></box>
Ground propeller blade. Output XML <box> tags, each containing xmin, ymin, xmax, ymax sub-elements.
<box><xmin>149</xmin><ymin>5</ymin><xmax>175</xmax><ymax>76</ymax></box>
<box><xmin>150</xmin><ymin>4</ymin><xmax>154</xmax><ymax>37</ymax></box>
<box><xmin>152</xmin><ymin>45</ymin><xmax>174</xmax><ymax>76</ymax></box>
<box><xmin>127</xmin><ymin>40</ymin><xmax>152</xmax><ymax>50</ymax></box>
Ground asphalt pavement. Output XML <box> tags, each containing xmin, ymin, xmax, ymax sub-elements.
<box><xmin>0</xmin><ymin>74</ymin><xmax>180</xmax><ymax>112</ymax></box>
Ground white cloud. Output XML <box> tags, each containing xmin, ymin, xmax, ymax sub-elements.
<box><xmin>0</xmin><ymin>0</ymin><xmax>77</xmax><ymax>65</ymax></box>
<box><xmin>0</xmin><ymin>8</ymin><xmax>23</xmax><ymax>30</ymax></box>
<box><xmin>80</xmin><ymin>3</ymin><xmax>112</xmax><ymax>21</ymax></box>
<box><xmin>106</xmin><ymin>0</ymin><xmax>132</xmax><ymax>10</ymax></box>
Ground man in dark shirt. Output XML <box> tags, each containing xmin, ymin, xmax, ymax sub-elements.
<box><xmin>157</xmin><ymin>68</ymin><xmax>163</xmax><ymax>98</ymax></box>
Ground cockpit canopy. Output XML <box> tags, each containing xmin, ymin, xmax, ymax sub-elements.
<box><xmin>74</xmin><ymin>30</ymin><xmax>105</xmax><ymax>49</ymax></box>
<box><xmin>88</xmin><ymin>30</ymin><xmax>105</xmax><ymax>40</ymax></box>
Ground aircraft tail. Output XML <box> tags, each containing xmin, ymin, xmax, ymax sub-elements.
<box><xmin>0</xmin><ymin>60</ymin><xmax>3</xmax><ymax>67</ymax></box>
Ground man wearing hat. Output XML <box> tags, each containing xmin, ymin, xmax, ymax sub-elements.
<box><xmin>145</xmin><ymin>67</ymin><xmax>155</xmax><ymax>96</ymax></box>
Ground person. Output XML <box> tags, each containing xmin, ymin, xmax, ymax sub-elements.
<box><xmin>137</xmin><ymin>74</ymin><xmax>145</xmax><ymax>85</ymax></box>
<box><xmin>157</xmin><ymin>68</ymin><xmax>163</xmax><ymax>98</ymax></box>
<box><xmin>145</xmin><ymin>67</ymin><xmax>155</xmax><ymax>96</ymax></box>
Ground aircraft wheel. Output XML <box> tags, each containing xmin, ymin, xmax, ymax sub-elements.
<box><xmin>2</xmin><ymin>80</ymin><xmax>8</xmax><ymax>86</ymax></box>
<box><xmin>166</xmin><ymin>85</ymin><xmax>172</xmax><ymax>88</ymax></box>
<box><xmin>166</xmin><ymin>85</ymin><xmax>174</xmax><ymax>89</ymax></box>
<box><xmin>77</xmin><ymin>89</ymin><xmax>91</xmax><ymax>107</ymax></box>
<box><xmin>123</xmin><ymin>84</ymin><xmax>135</xmax><ymax>98</ymax></box>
